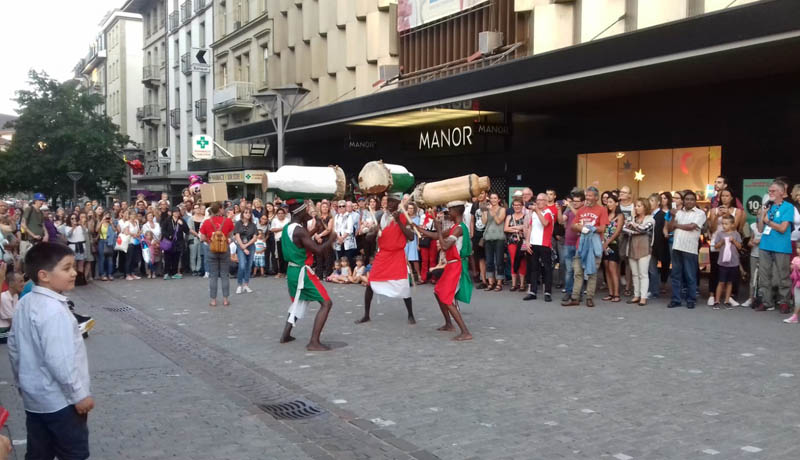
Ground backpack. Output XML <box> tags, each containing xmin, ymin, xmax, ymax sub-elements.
<box><xmin>210</xmin><ymin>219</ymin><xmax>228</xmax><ymax>253</ymax></box>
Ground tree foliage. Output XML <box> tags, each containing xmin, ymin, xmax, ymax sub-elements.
<box><xmin>0</xmin><ymin>70</ymin><xmax>128</xmax><ymax>201</ymax></box>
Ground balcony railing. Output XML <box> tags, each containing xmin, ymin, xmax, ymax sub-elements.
<box><xmin>137</xmin><ymin>104</ymin><xmax>161</xmax><ymax>123</ymax></box>
<box><xmin>169</xmin><ymin>11</ymin><xmax>179</xmax><ymax>32</ymax></box>
<box><xmin>180</xmin><ymin>52</ymin><xmax>191</xmax><ymax>75</ymax></box>
<box><xmin>213</xmin><ymin>81</ymin><xmax>255</xmax><ymax>113</ymax></box>
<box><xmin>142</xmin><ymin>65</ymin><xmax>160</xmax><ymax>86</ymax></box>
<box><xmin>194</xmin><ymin>0</ymin><xmax>206</xmax><ymax>13</ymax></box>
<box><xmin>169</xmin><ymin>108</ymin><xmax>180</xmax><ymax>129</ymax></box>
<box><xmin>181</xmin><ymin>1</ymin><xmax>192</xmax><ymax>23</ymax></box>
<box><xmin>195</xmin><ymin>98</ymin><xmax>207</xmax><ymax>122</ymax></box>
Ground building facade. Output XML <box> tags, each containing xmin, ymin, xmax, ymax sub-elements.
<box><xmin>167</xmin><ymin>0</ymin><xmax>215</xmax><ymax>173</ymax></box>
<box><xmin>103</xmin><ymin>10</ymin><xmax>145</xmax><ymax>145</ymax></box>
<box><xmin>218</xmin><ymin>0</ymin><xmax>798</xmax><ymax>206</ymax></box>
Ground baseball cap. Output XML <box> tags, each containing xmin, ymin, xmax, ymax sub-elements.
<box><xmin>33</xmin><ymin>193</ymin><xmax>46</xmax><ymax>201</ymax></box>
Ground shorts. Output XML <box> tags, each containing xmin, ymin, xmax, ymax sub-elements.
<box><xmin>253</xmin><ymin>254</ymin><xmax>265</xmax><ymax>267</ymax></box>
<box><xmin>602</xmin><ymin>247</ymin><xmax>619</xmax><ymax>263</ymax></box>
<box><xmin>718</xmin><ymin>265</ymin><xmax>739</xmax><ymax>283</ymax></box>
<box><xmin>472</xmin><ymin>230</ymin><xmax>485</xmax><ymax>259</ymax></box>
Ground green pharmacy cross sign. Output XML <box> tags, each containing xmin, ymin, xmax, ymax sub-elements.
<box><xmin>245</xmin><ymin>173</ymin><xmax>252</xmax><ymax>180</ymax></box>
<box><xmin>196</xmin><ymin>136</ymin><xmax>210</xmax><ymax>149</ymax></box>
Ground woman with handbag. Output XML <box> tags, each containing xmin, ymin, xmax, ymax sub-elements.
<box><xmin>65</xmin><ymin>214</ymin><xmax>88</xmax><ymax>284</ymax></box>
<box><xmin>200</xmin><ymin>203</ymin><xmax>235</xmax><ymax>307</ymax></box>
<box><xmin>96</xmin><ymin>212</ymin><xmax>115</xmax><ymax>281</ymax></box>
<box><xmin>162</xmin><ymin>207</ymin><xmax>189</xmax><ymax>280</ymax></box>
<box><xmin>483</xmin><ymin>193</ymin><xmax>507</xmax><ymax>292</ymax></box>
<box><xmin>419</xmin><ymin>207</ymin><xmax>438</xmax><ymax>284</ymax></box>
<box><xmin>404</xmin><ymin>203</ymin><xmax>422</xmax><ymax>283</ymax></box>
<box><xmin>81</xmin><ymin>213</ymin><xmax>95</xmax><ymax>283</ymax></box>
<box><xmin>119</xmin><ymin>210</ymin><xmax>142</xmax><ymax>281</ymax></box>
<box><xmin>504</xmin><ymin>198</ymin><xmax>528</xmax><ymax>292</ymax></box>
<box><xmin>623</xmin><ymin>198</ymin><xmax>655</xmax><ymax>306</ymax></box>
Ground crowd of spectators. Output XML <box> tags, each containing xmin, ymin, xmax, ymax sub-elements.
<box><xmin>1</xmin><ymin>175</ymin><xmax>799</xmax><ymax>322</ymax></box>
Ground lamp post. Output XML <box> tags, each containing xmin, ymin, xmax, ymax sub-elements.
<box><xmin>252</xmin><ymin>85</ymin><xmax>310</xmax><ymax>168</ymax></box>
<box><xmin>66</xmin><ymin>171</ymin><xmax>83</xmax><ymax>207</ymax></box>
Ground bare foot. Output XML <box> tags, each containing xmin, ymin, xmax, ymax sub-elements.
<box><xmin>452</xmin><ymin>333</ymin><xmax>473</xmax><ymax>341</ymax></box>
<box><xmin>306</xmin><ymin>342</ymin><xmax>331</xmax><ymax>351</ymax></box>
<box><xmin>408</xmin><ymin>316</ymin><xmax>416</xmax><ymax>325</ymax></box>
<box><xmin>437</xmin><ymin>324</ymin><xmax>455</xmax><ymax>331</ymax></box>
<box><xmin>209</xmin><ymin>299</ymin><xmax>217</xmax><ymax>307</ymax></box>
<box><xmin>279</xmin><ymin>336</ymin><xmax>296</xmax><ymax>344</ymax></box>
<box><xmin>354</xmin><ymin>317</ymin><xmax>371</xmax><ymax>324</ymax></box>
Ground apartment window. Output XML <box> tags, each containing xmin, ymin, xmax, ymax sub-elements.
<box><xmin>187</xmin><ymin>83</ymin><xmax>193</xmax><ymax>110</ymax></box>
<box><xmin>199</xmin><ymin>75</ymin><xmax>206</xmax><ymax>96</ymax></box>
<box><xmin>186</xmin><ymin>31</ymin><xmax>192</xmax><ymax>50</ymax></box>
<box><xmin>235</xmin><ymin>55</ymin><xmax>242</xmax><ymax>81</ymax></box>
<box><xmin>220</xmin><ymin>1</ymin><xmax>227</xmax><ymax>37</ymax></box>
<box><xmin>199</xmin><ymin>22</ymin><xmax>206</xmax><ymax>48</ymax></box>
<box><xmin>242</xmin><ymin>52</ymin><xmax>250</xmax><ymax>83</ymax></box>
<box><xmin>260</xmin><ymin>43</ymin><xmax>269</xmax><ymax>87</ymax></box>
<box><xmin>220</xmin><ymin>62</ymin><xmax>228</xmax><ymax>86</ymax></box>
<box><xmin>154</xmin><ymin>47</ymin><xmax>159</xmax><ymax>69</ymax></box>
<box><xmin>175</xmin><ymin>88</ymin><xmax>180</xmax><ymax>111</ymax></box>
<box><xmin>174</xmin><ymin>40</ymin><xmax>180</xmax><ymax>66</ymax></box>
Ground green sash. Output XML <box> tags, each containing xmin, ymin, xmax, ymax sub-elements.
<box><xmin>454</xmin><ymin>221</ymin><xmax>473</xmax><ymax>304</ymax></box>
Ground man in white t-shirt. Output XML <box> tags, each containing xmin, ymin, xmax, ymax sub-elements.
<box><xmin>618</xmin><ymin>186</ymin><xmax>635</xmax><ymax>294</ymax></box>
<box><xmin>667</xmin><ymin>191</ymin><xmax>706</xmax><ymax>309</ymax></box>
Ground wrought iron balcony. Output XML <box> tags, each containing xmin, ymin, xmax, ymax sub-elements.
<box><xmin>142</xmin><ymin>65</ymin><xmax>160</xmax><ymax>87</ymax></box>
<box><xmin>195</xmin><ymin>98</ymin><xmax>207</xmax><ymax>122</ymax></box>
<box><xmin>212</xmin><ymin>82</ymin><xmax>255</xmax><ymax>114</ymax></box>
<box><xmin>194</xmin><ymin>0</ymin><xmax>206</xmax><ymax>13</ymax></box>
<box><xmin>169</xmin><ymin>108</ymin><xmax>180</xmax><ymax>129</ymax></box>
<box><xmin>169</xmin><ymin>11</ymin><xmax>179</xmax><ymax>32</ymax></box>
<box><xmin>181</xmin><ymin>1</ymin><xmax>192</xmax><ymax>23</ymax></box>
<box><xmin>180</xmin><ymin>53</ymin><xmax>192</xmax><ymax>75</ymax></box>
<box><xmin>138</xmin><ymin>104</ymin><xmax>161</xmax><ymax>124</ymax></box>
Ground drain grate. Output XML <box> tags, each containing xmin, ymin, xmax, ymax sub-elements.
<box><xmin>103</xmin><ymin>305</ymin><xmax>133</xmax><ymax>312</ymax></box>
<box><xmin>258</xmin><ymin>399</ymin><xmax>325</xmax><ymax>420</ymax></box>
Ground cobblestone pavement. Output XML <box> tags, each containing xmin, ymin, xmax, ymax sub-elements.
<box><xmin>2</xmin><ymin>275</ymin><xmax>799</xmax><ymax>459</ymax></box>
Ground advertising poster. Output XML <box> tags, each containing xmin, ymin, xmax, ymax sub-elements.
<box><xmin>398</xmin><ymin>0</ymin><xmax>489</xmax><ymax>32</ymax></box>
<box><xmin>742</xmin><ymin>179</ymin><xmax>771</xmax><ymax>226</ymax></box>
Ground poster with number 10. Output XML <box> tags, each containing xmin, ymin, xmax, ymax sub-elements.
<box><xmin>742</xmin><ymin>179</ymin><xmax>771</xmax><ymax>226</ymax></box>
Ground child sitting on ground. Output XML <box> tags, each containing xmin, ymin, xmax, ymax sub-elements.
<box><xmin>9</xmin><ymin>243</ymin><xmax>94</xmax><ymax>458</ymax></box>
<box><xmin>783</xmin><ymin>244</ymin><xmax>800</xmax><ymax>323</ymax></box>
<box><xmin>711</xmin><ymin>214</ymin><xmax>743</xmax><ymax>309</ymax></box>
<box><xmin>326</xmin><ymin>260</ymin><xmax>342</xmax><ymax>283</ymax></box>
<box><xmin>349</xmin><ymin>256</ymin><xmax>368</xmax><ymax>285</ymax></box>
<box><xmin>252</xmin><ymin>230</ymin><xmax>266</xmax><ymax>277</ymax></box>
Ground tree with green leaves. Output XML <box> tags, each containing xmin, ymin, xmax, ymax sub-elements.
<box><xmin>0</xmin><ymin>70</ymin><xmax>129</xmax><ymax>203</ymax></box>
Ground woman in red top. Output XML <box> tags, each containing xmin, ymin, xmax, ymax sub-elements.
<box><xmin>200</xmin><ymin>203</ymin><xmax>235</xmax><ymax>307</ymax></box>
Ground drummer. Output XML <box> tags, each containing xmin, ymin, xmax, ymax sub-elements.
<box><xmin>355</xmin><ymin>193</ymin><xmax>416</xmax><ymax>325</ymax></box>
<box><xmin>415</xmin><ymin>201</ymin><xmax>473</xmax><ymax>341</ymax></box>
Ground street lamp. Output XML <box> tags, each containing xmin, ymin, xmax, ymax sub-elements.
<box><xmin>252</xmin><ymin>85</ymin><xmax>310</xmax><ymax>168</ymax></box>
<box><xmin>66</xmin><ymin>171</ymin><xmax>83</xmax><ymax>207</ymax></box>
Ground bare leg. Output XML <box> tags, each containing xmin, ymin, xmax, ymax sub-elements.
<box><xmin>479</xmin><ymin>258</ymin><xmax>487</xmax><ymax>284</ymax></box>
<box><xmin>446</xmin><ymin>303</ymin><xmax>472</xmax><ymax>341</ymax></box>
<box><xmin>280</xmin><ymin>316</ymin><xmax>296</xmax><ymax>343</ymax></box>
<box><xmin>434</xmin><ymin>293</ymin><xmax>455</xmax><ymax>331</ymax></box>
<box><xmin>723</xmin><ymin>283</ymin><xmax>733</xmax><ymax>305</ymax></box>
<box><xmin>307</xmin><ymin>299</ymin><xmax>332</xmax><ymax>351</ymax></box>
<box><xmin>715</xmin><ymin>283</ymin><xmax>724</xmax><ymax>305</ymax></box>
<box><xmin>404</xmin><ymin>297</ymin><xmax>416</xmax><ymax>324</ymax></box>
<box><xmin>355</xmin><ymin>285</ymin><xmax>373</xmax><ymax>323</ymax></box>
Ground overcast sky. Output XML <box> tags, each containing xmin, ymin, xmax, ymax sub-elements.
<box><xmin>0</xmin><ymin>0</ymin><xmax>118</xmax><ymax>115</ymax></box>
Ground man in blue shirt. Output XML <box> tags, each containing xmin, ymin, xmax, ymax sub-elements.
<box><xmin>756</xmin><ymin>180</ymin><xmax>794</xmax><ymax>313</ymax></box>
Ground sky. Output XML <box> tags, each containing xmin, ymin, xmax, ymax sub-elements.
<box><xmin>0</xmin><ymin>0</ymin><xmax>118</xmax><ymax>115</ymax></box>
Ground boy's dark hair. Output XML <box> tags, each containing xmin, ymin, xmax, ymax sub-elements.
<box><xmin>24</xmin><ymin>242</ymin><xmax>74</xmax><ymax>284</ymax></box>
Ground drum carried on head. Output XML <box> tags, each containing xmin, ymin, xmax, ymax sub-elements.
<box><xmin>262</xmin><ymin>165</ymin><xmax>346</xmax><ymax>200</ymax></box>
<box><xmin>358</xmin><ymin>161</ymin><xmax>415</xmax><ymax>196</ymax></box>
<box><xmin>412</xmin><ymin>174</ymin><xmax>491</xmax><ymax>208</ymax></box>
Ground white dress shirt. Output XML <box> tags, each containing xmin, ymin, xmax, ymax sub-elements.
<box><xmin>8</xmin><ymin>286</ymin><xmax>91</xmax><ymax>413</ymax></box>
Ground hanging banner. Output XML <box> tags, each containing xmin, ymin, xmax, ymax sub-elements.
<box><xmin>398</xmin><ymin>0</ymin><xmax>489</xmax><ymax>32</ymax></box>
<box><xmin>742</xmin><ymin>179</ymin><xmax>771</xmax><ymax>226</ymax></box>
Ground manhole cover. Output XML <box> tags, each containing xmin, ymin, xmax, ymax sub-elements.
<box><xmin>103</xmin><ymin>305</ymin><xmax>132</xmax><ymax>312</ymax></box>
<box><xmin>259</xmin><ymin>399</ymin><xmax>325</xmax><ymax>420</ymax></box>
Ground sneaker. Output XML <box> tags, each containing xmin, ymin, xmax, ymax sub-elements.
<box><xmin>172</xmin><ymin>274</ymin><xmax>183</xmax><ymax>280</ymax></box>
<box><xmin>667</xmin><ymin>302</ymin><xmax>682</xmax><ymax>308</ymax></box>
<box><xmin>164</xmin><ymin>274</ymin><xmax>170</xmax><ymax>280</ymax></box>
<box><xmin>712</xmin><ymin>303</ymin><xmax>720</xmax><ymax>310</ymax></box>
<box><xmin>767</xmin><ymin>306</ymin><xmax>776</xmax><ymax>311</ymax></box>
<box><xmin>236</xmin><ymin>286</ymin><xmax>243</xmax><ymax>294</ymax></box>
<box><xmin>729</xmin><ymin>298</ymin><xmax>740</xmax><ymax>307</ymax></box>
<box><xmin>204</xmin><ymin>272</ymin><xmax>209</xmax><ymax>278</ymax></box>
<box><xmin>754</xmin><ymin>303</ymin><xmax>768</xmax><ymax>312</ymax></box>
<box><xmin>78</xmin><ymin>317</ymin><xmax>95</xmax><ymax>336</ymax></box>
<box><xmin>783</xmin><ymin>316</ymin><xmax>799</xmax><ymax>324</ymax></box>
<box><xmin>523</xmin><ymin>293</ymin><xmax>537</xmax><ymax>301</ymax></box>
<box><xmin>687</xmin><ymin>303</ymin><xmax>696</xmax><ymax>309</ymax></box>
<box><xmin>741</xmin><ymin>298</ymin><xmax>753</xmax><ymax>308</ymax></box>
<box><xmin>562</xmin><ymin>294</ymin><xmax>572</xmax><ymax>302</ymax></box>
<box><xmin>544</xmin><ymin>293</ymin><xmax>552</xmax><ymax>302</ymax></box>
<box><xmin>243</xmin><ymin>286</ymin><xmax>253</xmax><ymax>293</ymax></box>
<box><xmin>707</xmin><ymin>296</ymin><xmax>715</xmax><ymax>306</ymax></box>
<box><xmin>779</xmin><ymin>303</ymin><xmax>790</xmax><ymax>314</ymax></box>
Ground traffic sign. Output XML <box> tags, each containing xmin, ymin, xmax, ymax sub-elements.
<box><xmin>192</xmin><ymin>135</ymin><xmax>213</xmax><ymax>160</ymax></box>
<box><xmin>192</xmin><ymin>48</ymin><xmax>210</xmax><ymax>73</ymax></box>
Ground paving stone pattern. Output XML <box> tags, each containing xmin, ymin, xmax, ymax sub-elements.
<box><xmin>4</xmin><ymin>276</ymin><xmax>800</xmax><ymax>459</ymax></box>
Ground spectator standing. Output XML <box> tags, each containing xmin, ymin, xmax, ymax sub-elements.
<box><xmin>405</xmin><ymin>203</ymin><xmax>421</xmax><ymax>283</ymax></box>
<box><xmin>119</xmin><ymin>211</ymin><xmax>142</xmax><ymax>281</ymax></box>
<box><xmin>271</xmin><ymin>208</ymin><xmax>291</xmax><ymax>278</ymax></box>
<box><xmin>313</xmin><ymin>202</ymin><xmax>335</xmax><ymax>279</ymax></box>
<box><xmin>522</xmin><ymin>194</ymin><xmax>555</xmax><ymax>301</ymax></box>
<box><xmin>188</xmin><ymin>208</ymin><xmax>205</xmax><ymax>276</ymax></box>
<box><xmin>471</xmin><ymin>191</ymin><xmax>488</xmax><ymax>288</ymax></box>
<box><xmin>233</xmin><ymin>209</ymin><xmax>258</xmax><ymax>294</ymax></box>
<box><xmin>710</xmin><ymin>175</ymin><xmax>744</xmax><ymax>209</ymax></box>
<box><xmin>547</xmin><ymin>189</ymin><xmax>566</xmax><ymax>289</ymax></box>
<box><xmin>20</xmin><ymin>193</ymin><xmax>47</xmax><ymax>257</ymax></box>
<box><xmin>560</xmin><ymin>190</ymin><xmax>584</xmax><ymax>302</ymax></box>
<box><xmin>782</xmin><ymin>245</ymin><xmax>800</xmax><ymax>323</ymax></box>
<box><xmin>200</xmin><ymin>203</ymin><xmax>235</xmax><ymax>307</ymax></box>
<box><xmin>667</xmin><ymin>191</ymin><xmax>706</xmax><ymax>309</ymax></box>
<box><xmin>162</xmin><ymin>208</ymin><xmax>189</xmax><ymax>280</ymax></box>
<box><xmin>618</xmin><ymin>186</ymin><xmax>635</xmax><ymax>296</ymax></box>
<box><xmin>334</xmin><ymin>201</ymin><xmax>357</xmax><ymax>267</ymax></box>
<box><xmin>707</xmin><ymin>189</ymin><xmax>744</xmax><ymax>306</ymax></box>
<box><xmin>504</xmin><ymin>198</ymin><xmax>527</xmax><ymax>292</ymax></box>
<box><xmin>64</xmin><ymin>214</ymin><xmax>88</xmax><ymax>285</ymax></box>
<box><xmin>648</xmin><ymin>192</ymin><xmax>672</xmax><ymax>299</ymax></box>
<box><xmin>562</xmin><ymin>186</ymin><xmax>608</xmax><ymax>308</ymax></box>
<box><xmin>483</xmin><ymin>193</ymin><xmax>507</xmax><ymax>292</ymax></box>
<box><xmin>711</xmin><ymin>215</ymin><xmax>743</xmax><ymax>308</ymax></box>
<box><xmin>623</xmin><ymin>198</ymin><xmax>655</xmax><ymax>306</ymax></box>
<box><xmin>252</xmin><ymin>198</ymin><xmax>265</xmax><ymax>220</ymax></box>
<box><xmin>95</xmin><ymin>212</ymin><xmax>115</xmax><ymax>281</ymax></box>
<box><xmin>419</xmin><ymin>207</ymin><xmax>438</xmax><ymax>284</ymax></box>
<box><xmin>742</xmin><ymin>220</ymin><xmax>762</xmax><ymax>308</ymax></box>
<box><xmin>756</xmin><ymin>180</ymin><xmax>794</xmax><ymax>313</ymax></box>
<box><xmin>602</xmin><ymin>194</ymin><xmax>625</xmax><ymax>303</ymax></box>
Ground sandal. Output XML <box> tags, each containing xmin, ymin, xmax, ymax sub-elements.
<box><xmin>638</xmin><ymin>300</ymin><xmax>647</xmax><ymax>306</ymax></box>
<box><xmin>626</xmin><ymin>297</ymin><xmax>640</xmax><ymax>304</ymax></box>
<box><xmin>494</xmin><ymin>284</ymin><xmax>503</xmax><ymax>292</ymax></box>
<box><xmin>510</xmin><ymin>285</ymin><xmax>518</xmax><ymax>292</ymax></box>
<box><xmin>623</xmin><ymin>289</ymin><xmax>632</xmax><ymax>297</ymax></box>
<box><xmin>611</xmin><ymin>296</ymin><xmax>621</xmax><ymax>303</ymax></box>
<box><xmin>602</xmin><ymin>295</ymin><xmax>614</xmax><ymax>301</ymax></box>
<box><xmin>484</xmin><ymin>283</ymin><xmax>495</xmax><ymax>291</ymax></box>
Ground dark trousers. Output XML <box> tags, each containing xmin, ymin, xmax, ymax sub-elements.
<box><xmin>670</xmin><ymin>249</ymin><xmax>699</xmax><ymax>305</ymax></box>
<box><xmin>125</xmin><ymin>245</ymin><xmax>141</xmax><ymax>276</ymax></box>
<box><xmin>276</xmin><ymin>243</ymin><xmax>288</xmax><ymax>274</ymax></box>
<box><xmin>526</xmin><ymin>245</ymin><xmax>553</xmax><ymax>294</ymax></box>
<box><xmin>165</xmin><ymin>249</ymin><xmax>181</xmax><ymax>276</ymax></box>
<box><xmin>314</xmin><ymin>246</ymin><xmax>334</xmax><ymax>279</ymax></box>
<box><xmin>26</xmin><ymin>405</ymin><xmax>89</xmax><ymax>460</ymax></box>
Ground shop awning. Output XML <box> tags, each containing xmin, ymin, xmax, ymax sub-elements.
<box><xmin>225</xmin><ymin>0</ymin><xmax>800</xmax><ymax>143</ymax></box>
